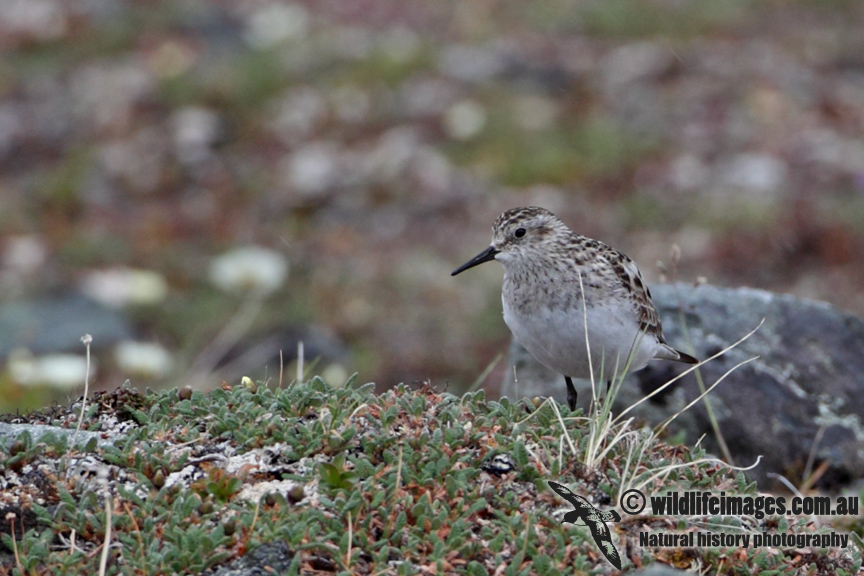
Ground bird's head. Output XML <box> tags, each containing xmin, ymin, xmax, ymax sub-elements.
<box><xmin>451</xmin><ymin>206</ymin><xmax>569</xmax><ymax>276</ymax></box>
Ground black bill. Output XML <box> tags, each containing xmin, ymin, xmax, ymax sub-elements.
<box><xmin>451</xmin><ymin>246</ymin><xmax>500</xmax><ymax>276</ymax></box>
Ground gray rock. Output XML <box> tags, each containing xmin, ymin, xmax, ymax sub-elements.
<box><xmin>0</xmin><ymin>422</ymin><xmax>114</xmax><ymax>449</ymax></box>
<box><xmin>210</xmin><ymin>540</ymin><xmax>296</xmax><ymax>576</ymax></box>
<box><xmin>0</xmin><ymin>294</ymin><xmax>132</xmax><ymax>357</ymax></box>
<box><xmin>502</xmin><ymin>283</ymin><xmax>864</xmax><ymax>490</ymax></box>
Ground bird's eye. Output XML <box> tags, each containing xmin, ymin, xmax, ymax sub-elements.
<box><xmin>514</xmin><ymin>228</ymin><xmax>526</xmax><ymax>238</ymax></box>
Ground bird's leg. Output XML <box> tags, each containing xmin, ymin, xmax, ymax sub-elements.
<box><xmin>565</xmin><ymin>376</ymin><xmax>577</xmax><ymax>411</ymax></box>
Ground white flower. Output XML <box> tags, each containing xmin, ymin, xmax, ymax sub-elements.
<box><xmin>80</xmin><ymin>268</ymin><xmax>168</xmax><ymax>308</ymax></box>
<box><xmin>114</xmin><ymin>341</ymin><xmax>173</xmax><ymax>378</ymax></box>
<box><xmin>443</xmin><ymin>100</ymin><xmax>486</xmax><ymax>141</ymax></box>
<box><xmin>208</xmin><ymin>245</ymin><xmax>288</xmax><ymax>295</ymax></box>
<box><xmin>244</xmin><ymin>3</ymin><xmax>309</xmax><ymax>49</ymax></box>
<box><xmin>7</xmin><ymin>349</ymin><xmax>90</xmax><ymax>389</ymax></box>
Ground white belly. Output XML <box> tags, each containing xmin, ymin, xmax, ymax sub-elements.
<box><xmin>502</xmin><ymin>295</ymin><xmax>655</xmax><ymax>381</ymax></box>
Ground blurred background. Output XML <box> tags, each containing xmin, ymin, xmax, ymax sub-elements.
<box><xmin>1</xmin><ymin>0</ymin><xmax>863</xmax><ymax>413</ymax></box>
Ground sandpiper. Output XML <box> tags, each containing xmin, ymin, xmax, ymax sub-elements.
<box><xmin>452</xmin><ymin>206</ymin><xmax>697</xmax><ymax>410</ymax></box>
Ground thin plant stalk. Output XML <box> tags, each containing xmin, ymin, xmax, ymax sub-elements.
<box><xmin>72</xmin><ymin>334</ymin><xmax>93</xmax><ymax>449</ymax></box>
<box><xmin>468</xmin><ymin>353</ymin><xmax>503</xmax><ymax>393</ymax></box>
<box><xmin>98</xmin><ymin>469</ymin><xmax>112</xmax><ymax>576</ymax></box>
<box><xmin>677</xmin><ymin>306</ymin><xmax>734</xmax><ymax>463</ymax></box>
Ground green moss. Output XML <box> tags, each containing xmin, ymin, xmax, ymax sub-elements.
<box><xmin>2</xmin><ymin>378</ymin><xmax>858</xmax><ymax>574</ymax></box>
<box><xmin>31</xmin><ymin>148</ymin><xmax>93</xmax><ymax>217</ymax></box>
<box><xmin>580</xmin><ymin>0</ymin><xmax>752</xmax><ymax>38</ymax></box>
<box><xmin>448</xmin><ymin>108</ymin><xmax>658</xmax><ymax>187</ymax></box>
<box><xmin>3</xmin><ymin>378</ymin><xmax>860</xmax><ymax>574</ymax></box>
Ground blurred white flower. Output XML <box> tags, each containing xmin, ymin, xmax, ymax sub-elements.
<box><xmin>443</xmin><ymin>100</ymin><xmax>486</xmax><ymax>141</ymax></box>
<box><xmin>286</xmin><ymin>142</ymin><xmax>339</xmax><ymax>195</ymax></box>
<box><xmin>208</xmin><ymin>245</ymin><xmax>288</xmax><ymax>295</ymax></box>
<box><xmin>0</xmin><ymin>0</ymin><xmax>68</xmax><ymax>41</ymax></box>
<box><xmin>2</xmin><ymin>235</ymin><xmax>47</xmax><ymax>275</ymax></box>
<box><xmin>719</xmin><ymin>153</ymin><xmax>787</xmax><ymax>193</ymax></box>
<box><xmin>114</xmin><ymin>341</ymin><xmax>173</xmax><ymax>378</ymax></box>
<box><xmin>80</xmin><ymin>268</ymin><xmax>168</xmax><ymax>308</ymax></box>
<box><xmin>244</xmin><ymin>3</ymin><xmax>309</xmax><ymax>49</ymax></box>
<box><xmin>173</xmin><ymin>107</ymin><xmax>220</xmax><ymax>165</ymax></box>
<box><xmin>321</xmin><ymin>363</ymin><xmax>349</xmax><ymax>388</ymax></box>
<box><xmin>7</xmin><ymin>349</ymin><xmax>90</xmax><ymax>389</ymax></box>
